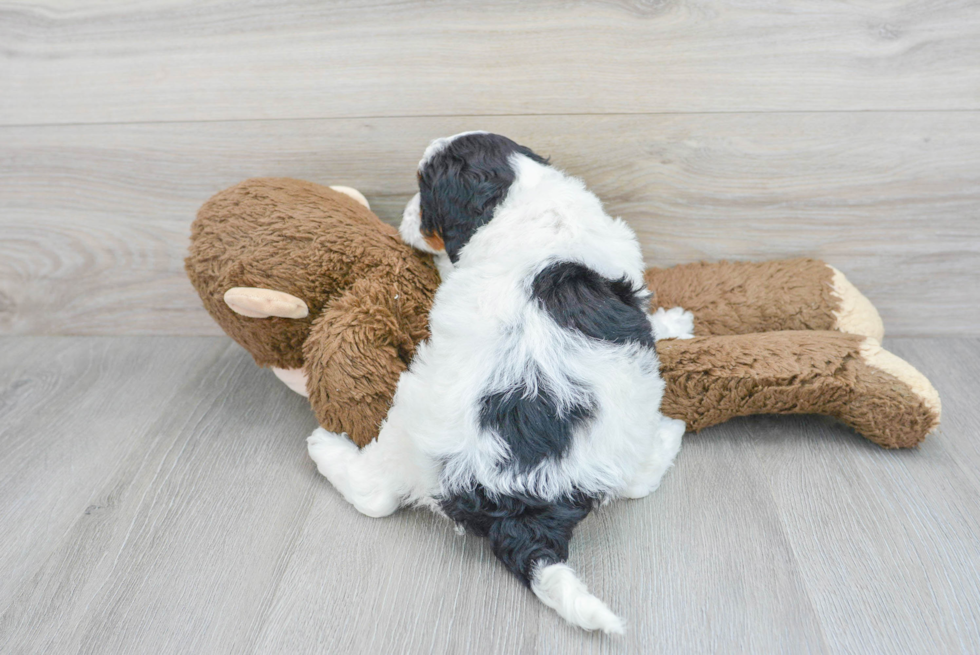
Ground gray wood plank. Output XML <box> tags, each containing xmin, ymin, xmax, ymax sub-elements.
<box><xmin>0</xmin><ymin>337</ymin><xmax>976</xmax><ymax>653</ymax></box>
<box><xmin>742</xmin><ymin>337</ymin><xmax>980</xmax><ymax>654</ymax></box>
<box><xmin>251</xmin><ymin>415</ymin><xmax>827</xmax><ymax>655</ymax></box>
<box><xmin>2</xmin><ymin>1</ymin><xmax>979</xmax><ymax>125</ymax></box>
<box><xmin>890</xmin><ymin>338</ymin><xmax>980</xmax><ymax>490</ymax></box>
<box><xmin>3</xmin><ymin>112</ymin><xmax>978</xmax><ymax>337</ymax></box>
<box><xmin>0</xmin><ymin>339</ymin><xmax>321</xmax><ymax>655</ymax></box>
<box><xmin>0</xmin><ymin>336</ymin><xmax>228</xmax><ymax>614</ymax></box>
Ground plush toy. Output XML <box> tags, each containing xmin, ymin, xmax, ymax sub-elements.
<box><xmin>186</xmin><ymin>178</ymin><xmax>941</xmax><ymax>450</ymax></box>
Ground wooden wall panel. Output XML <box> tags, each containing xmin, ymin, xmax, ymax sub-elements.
<box><xmin>2</xmin><ymin>112</ymin><xmax>977</xmax><ymax>336</ymax></box>
<box><xmin>1</xmin><ymin>0</ymin><xmax>979</xmax><ymax>125</ymax></box>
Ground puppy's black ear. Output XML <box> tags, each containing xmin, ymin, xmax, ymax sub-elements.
<box><xmin>419</xmin><ymin>133</ymin><xmax>547</xmax><ymax>262</ymax></box>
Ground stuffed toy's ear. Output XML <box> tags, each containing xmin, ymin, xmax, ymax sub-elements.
<box><xmin>223</xmin><ymin>287</ymin><xmax>309</xmax><ymax>319</ymax></box>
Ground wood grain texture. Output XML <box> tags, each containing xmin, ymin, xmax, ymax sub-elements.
<box><xmin>0</xmin><ymin>336</ymin><xmax>976</xmax><ymax>654</ymax></box>
<box><xmin>0</xmin><ymin>336</ymin><xmax>228</xmax><ymax>613</ymax></box>
<box><xmin>253</xmin><ymin>432</ymin><xmax>829</xmax><ymax>655</ymax></box>
<box><xmin>2</xmin><ymin>0</ymin><xmax>979</xmax><ymax>125</ymax></box>
<box><xmin>900</xmin><ymin>338</ymin><xmax>980</xmax><ymax>492</ymax></box>
<box><xmin>742</xmin><ymin>336</ymin><xmax>980</xmax><ymax>654</ymax></box>
<box><xmin>0</xmin><ymin>337</ymin><xmax>321</xmax><ymax>655</ymax></box>
<box><xmin>3</xmin><ymin>112</ymin><xmax>978</xmax><ymax>337</ymax></box>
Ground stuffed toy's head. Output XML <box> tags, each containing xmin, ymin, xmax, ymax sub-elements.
<box><xmin>185</xmin><ymin>178</ymin><xmax>441</xmax><ymax>444</ymax></box>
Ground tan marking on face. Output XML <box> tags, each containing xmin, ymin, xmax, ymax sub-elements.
<box><xmin>423</xmin><ymin>231</ymin><xmax>445</xmax><ymax>252</ymax></box>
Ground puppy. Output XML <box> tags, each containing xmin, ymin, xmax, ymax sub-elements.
<box><xmin>308</xmin><ymin>132</ymin><xmax>687</xmax><ymax>633</ymax></box>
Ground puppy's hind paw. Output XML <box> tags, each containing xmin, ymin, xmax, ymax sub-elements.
<box><xmin>649</xmin><ymin>307</ymin><xmax>695</xmax><ymax>340</ymax></box>
<box><xmin>659</xmin><ymin>417</ymin><xmax>686</xmax><ymax>457</ymax></box>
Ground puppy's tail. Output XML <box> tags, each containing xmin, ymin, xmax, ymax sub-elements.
<box><xmin>440</xmin><ymin>486</ymin><xmax>624</xmax><ymax>634</ymax></box>
<box><xmin>531</xmin><ymin>561</ymin><xmax>625</xmax><ymax>635</ymax></box>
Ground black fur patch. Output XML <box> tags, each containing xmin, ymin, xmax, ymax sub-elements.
<box><xmin>418</xmin><ymin>133</ymin><xmax>548</xmax><ymax>263</ymax></box>
<box><xmin>439</xmin><ymin>485</ymin><xmax>595</xmax><ymax>586</ymax></box>
<box><xmin>479</xmin><ymin>372</ymin><xmax>594</xmax><ymax>472</ymax></box>
<box><xmin>532</xmin><ymin>261</ymin><xmax>655</xmax><ymax>348</ymax></box>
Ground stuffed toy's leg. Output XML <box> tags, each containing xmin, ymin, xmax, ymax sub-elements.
<box><xmin>656</xmin><ymin>330</ymin><xmax>940</xmax><ymax>448</ymax></box>
<box><xmin>645</xmin><ymin>258</ymin><xmax>884</xmax><ymax>340</ymax></box>
<box><xmin>304</xmin><ymin>277</ymin><xmax>425</xmax><ymax>447</ymax></box>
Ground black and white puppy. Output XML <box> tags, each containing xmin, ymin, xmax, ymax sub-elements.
<box><xmin>308</xmin><ymin>132</ymin><xmax>689</xmax><ymax>633</ymax></box>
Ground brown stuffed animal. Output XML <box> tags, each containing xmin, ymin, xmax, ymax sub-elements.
<box><xmin>186</xmin><ymin>178</ymin><xmax>941</xmax><ymax>450</ymax></box>
<box><xmin>186</xmin><ymin>178</ymin><xmax>440</xmax><ymax>442</ymax></box>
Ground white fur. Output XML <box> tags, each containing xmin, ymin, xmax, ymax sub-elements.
<box><xmin>418</xmin><ymin>130</ymin><xmax>489</xmax><ymax>171</ymax></box>
<box><xmin>622</xmin><ymin>416</ymin><xmax>685</xmax><ymax>498</ymax></box>
<box><xmin>367</xmin><ymin>153</ymin><xmax>673</xmax><ymax>502</ymax></box>
<box><xmin>309</xmin><ymin>134</ymin><xmax>684</xmax><ymax>633</ymax></box>
<box><xmin>649</xmin><ymin>307</ymin><xmax>695</xmax><ymax>340</ymax></box>
<box><xmin>531</xmin><ymin>563</ymin><xmax>625</xmax><ymax>634</ymax></box>
<box><xmin>399</xmin><ymin>192</ymin><xmax>454</xmax><ymax>279</ymax></box>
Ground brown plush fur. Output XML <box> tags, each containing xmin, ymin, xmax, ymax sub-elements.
<box><xmin>658</xmin><ymin>331</ymin><xmax>937</xmax><ymax>449</ymax></box>
<box><xmin>646</xmin><ymin>259</ymin><xmax>838</xmax><ymax>336</ymax></box>
<box><xmin>186</xmin><ymin>178</ymin><xmax>941</xmax><ymax>449</ymax></box>
<box><xmin>304</xmin><ymin>273</ymin><xmax>436</xmax><ymax>445</ymax></box>
<box><xmin>186</xmin><ymin>178</ymin><xmax>440</xmax><ymax>444</ymax></box>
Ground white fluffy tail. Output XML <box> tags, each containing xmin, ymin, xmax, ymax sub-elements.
<box><xmin>531</xmin><ymin>563</ymin><xmax>625</xmax><ymax>634</ymax></box>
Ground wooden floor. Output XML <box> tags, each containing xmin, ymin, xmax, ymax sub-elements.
<box><xmin>0</xmin><ymin>335</ymin><xmax>977</xmax><ymax>654</ymax></box>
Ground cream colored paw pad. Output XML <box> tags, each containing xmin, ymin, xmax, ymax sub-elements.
<box><xmin>272</xmin><ymin>367</ymin><xmax>310</xmax><ymax>397</ymax></box>
<box><xmin>829</xmin><ymin>266</ymin><xmax>885</xmax><ymax>341</ymax></box>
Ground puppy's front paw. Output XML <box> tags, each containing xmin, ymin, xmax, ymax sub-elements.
<box><xmin>649</xmin><ymin>307</ymin><xmax>695</xmax><ymax>340</ymax></box>
<box><xmin>307</xmin><ymin>428</ymin><xmax>357</xmax><ymax>483</ymax></box>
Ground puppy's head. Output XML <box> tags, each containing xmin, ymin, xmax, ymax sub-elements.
<box><xmin>399</xmin><ymin>132</ymin><xmax>548</xmax><ymax>263</ymax></box>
